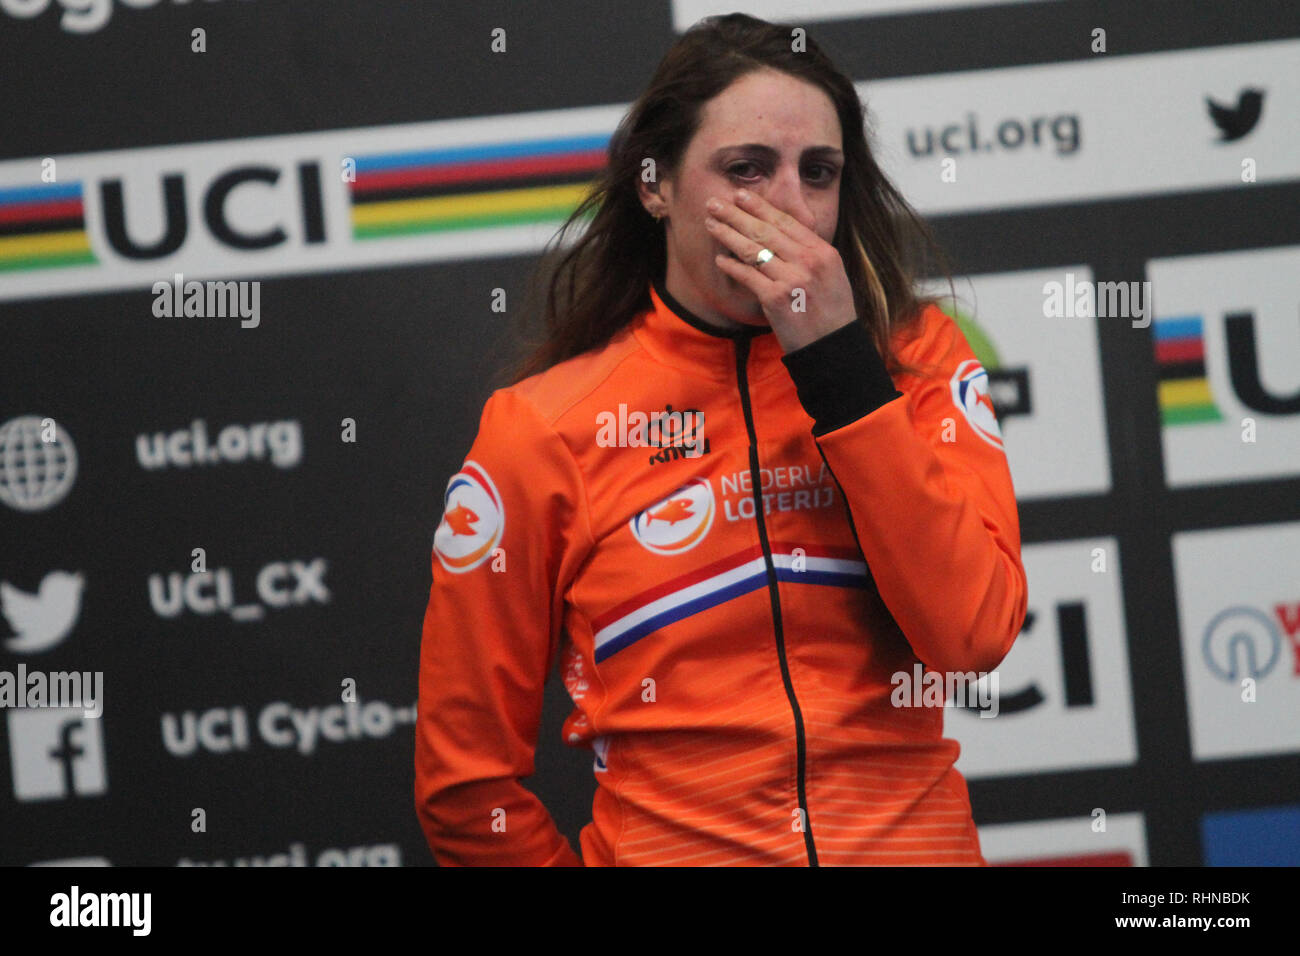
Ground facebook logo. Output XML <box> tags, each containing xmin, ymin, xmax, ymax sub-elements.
<box><xmin>7</xmin><ymin>707</ymin><xmax>107</xmax><ymax>801</ymax></box>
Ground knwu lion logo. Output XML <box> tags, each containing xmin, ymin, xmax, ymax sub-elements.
<box><xmin>950</xmin><ymin>359</ymin><xmax>1004</xmax><ymax>449</ymax></box>
<box><xmin>433</xmin><ymin>461</ymin><xmax>504</xmax><ymax>573</ymax></box>
<box><xmin>629</xmin><ymin>477</ymin><xmax>715</xmax><ymax>555</ymax></box>
<box><xmin>934</xmin><ymin>300</ymin><xmax>1033</xmax><ymax>439</ymax></box>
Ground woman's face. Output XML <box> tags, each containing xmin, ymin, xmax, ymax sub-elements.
<box><xmin>642</xmin><ymin>67</ymin><xmax>844</xmax><ymax>330</ymax></box>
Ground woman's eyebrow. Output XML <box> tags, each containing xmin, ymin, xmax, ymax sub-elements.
<box><xmin>715</xmin><ymin>144</ymin><xmax>844</xmax><ymax>162</ymax></box>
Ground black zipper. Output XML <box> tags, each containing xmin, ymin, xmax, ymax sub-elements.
<box><xmin>734</xmin><ymin>336</ymin><xmax>819</xmax><ymax>867</ymax></box>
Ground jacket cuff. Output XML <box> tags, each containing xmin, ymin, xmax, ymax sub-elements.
<box><xmin>781</xmin><ymin>320</ymin><xmax>902</xmax><ymax>436</ymax></box>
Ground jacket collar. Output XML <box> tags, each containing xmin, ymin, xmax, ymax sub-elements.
<box><xmin>633</xmin><ymin>275</ymin><xmax>788</xmax><ymax>384</ymax></box>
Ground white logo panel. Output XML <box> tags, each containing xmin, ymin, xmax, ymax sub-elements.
<box><xmin>672</xmin><ymin>0</ymin><xmax>1051</xmax><ymax>30</ymax></box>
<box><xmin>978</xmin><ymin>812</ymin><xmax>1148</xmax><ymax>866</ymax></box>
<box><xmin>1174</xmin><ymin>521</ymin><xmax>1300</xmax><ymax>760</ymax></box>
<box><xmin>1149</xmin><ymin>245</ymin><xmax>1300</xmax><ymax>487</ymax></box>
<box><xmin>921</xmin><ymin>268</ymin><xmax>1110</xmax><ymax>498</ymax></box>
<box><xmin>949</xmin><ymin>537</ymin><xmax>1136</xmax><ymax>777</ymax></box>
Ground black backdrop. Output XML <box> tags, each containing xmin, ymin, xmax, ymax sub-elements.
<box><xmin>2</xmin><ymin>0</ymin><xmax>1299</xmax><ymax>866</ymax></box>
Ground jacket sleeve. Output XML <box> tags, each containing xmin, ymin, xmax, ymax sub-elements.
<box><xmin>780</xmin><ymin>306</ymin><xmax>1028</xmax><ymax>676</ymax></box>
<box><xmin>414</xmin><ymin>387</ymin><xmax>591</xmax><ymax>866</ymax></box>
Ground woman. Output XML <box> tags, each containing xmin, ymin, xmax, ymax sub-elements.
<box><xmin>415</xmin><ymin>12</ymin><xmax>1027</xmax><ymax>866</ymax></box>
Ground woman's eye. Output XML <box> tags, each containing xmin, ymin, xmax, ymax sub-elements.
<box><xmin>728</xmin><ymin>162</ymin><xmax>838</xmax><ymax>184</ymax></box>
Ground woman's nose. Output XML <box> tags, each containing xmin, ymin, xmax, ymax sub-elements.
<box><xmin>762</xmin><ymin>168</ymin><xmax>818</xmax><ymax>230</ymax></box>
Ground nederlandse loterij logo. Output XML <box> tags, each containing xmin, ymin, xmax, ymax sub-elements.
<box><xmin>628</xmin><ymin>477</ymin><xmax>715</xmax><ymax>555</ymax></box>
<box><xmin>950</xmin><ymin>359</ymin><xmax>1004</xmax><ymax>450</ymax></box>
<box><xmin>433</xmin><ymin>460</ymin><xmax>504</xmax><ymax>573</ymax></box>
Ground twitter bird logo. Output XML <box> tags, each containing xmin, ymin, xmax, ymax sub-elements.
<box><xmin>2</xmin><ymin>571</ymin><xmax>84</xmax><ymax>653</ymax></box>
<box><xmin>1206</xmin><ymin>88</ymin><xmax>1264</xmax><ymax>142</ymax></box>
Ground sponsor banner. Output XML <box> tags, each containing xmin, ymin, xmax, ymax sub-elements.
<box><xmin>979</xmin><ymin>812</ymin><xmax>1148</xmax><ymax>866</ymax></box>
<box><xmin>1148</xmin><ymin>244</ymin><xmax>1300</xmax><ymax>487</ymax></box>
<box><xmin>5</xmin><ymin>39</ymin><xmax>1297</xmax><ymax>302</ymax></box>
<box><xmin>1173</xmin><ymin>521</ymin><xmax>1300</xmax><ymax>761</ymax></box>
<box><xmin>864</xmin><ymin>38</ymin><xmax>1300</xmax><ymax>214</ymax></box>
<box><xmin>920</xmin><ymin>267</ymin><xmax>1110</xmax><ymax>499</ymax></box>
<box><xmin>671</xmin><ymin>0</ymin><xmax>1052</xmax><ymax>30</ymax></box>
<box><xmin>949</xmin><ymin>537</ymin><xmax>1137</xmax><ymax>778</ymax></box>
<box><xmin>1201</xmin><ymin>804</ymin><xmax>1300</xmax><ymax>866</ymax></box>
<box><xmin>0</xmin><ymin>105</ymin><xmax>619</xmax><ymax>302</ymax></box>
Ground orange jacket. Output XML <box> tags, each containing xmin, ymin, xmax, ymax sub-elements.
<box><xmin>415</xmin><ymin>275</ymin><xmax>1027</xmax><ymax>866</ymax></box>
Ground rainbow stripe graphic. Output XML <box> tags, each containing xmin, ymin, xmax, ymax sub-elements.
<box><xmin>347</xmin><ymin>133</ymin><xmax>610</xmax><ymax>239</ymax></box>
<box><xmin>1154</xmin><ymin>315</ymin><xmax>1222</xmax><ymax>425</ymax></box>
<box><xmin>0</xmin><ymin>182</ymin><xmax>97</xmax><ymax>273</ymax></box>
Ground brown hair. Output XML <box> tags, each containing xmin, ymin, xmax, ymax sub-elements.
<box><xmin>500</xmin><ymin>12</ymin><xmax>957</xmax><ymax>387</ymax></box>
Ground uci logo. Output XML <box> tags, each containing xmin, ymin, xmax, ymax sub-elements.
<box><xmin>629</xmin><ymin>477</ymin><xmax>715</xmax><ymax>555</ymax></box>
<box><xmin>433</xmin><ymin>461</ymin><xmax>504</xmax><ymax>573</ymax></box>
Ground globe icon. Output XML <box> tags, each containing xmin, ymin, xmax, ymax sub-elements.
<box><xmin>0</xmin><ymin>416</ymin><xmax>78</xmax><ymax>512</ymax></box>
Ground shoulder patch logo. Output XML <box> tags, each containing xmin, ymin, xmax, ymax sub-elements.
<box><xmin>433</xmin><ymin>460</ymin><xmax>504</xmax><ymax>573</ymax></box>
<box><xmin>629</xmin><ymin>477</ymin><xmax>715</xmax><ymax>554</ymax></box>
<box><xmin>950</xmin><ymin>359</ymin><xmax>1004</xmax><ymax>449</ymax></box>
